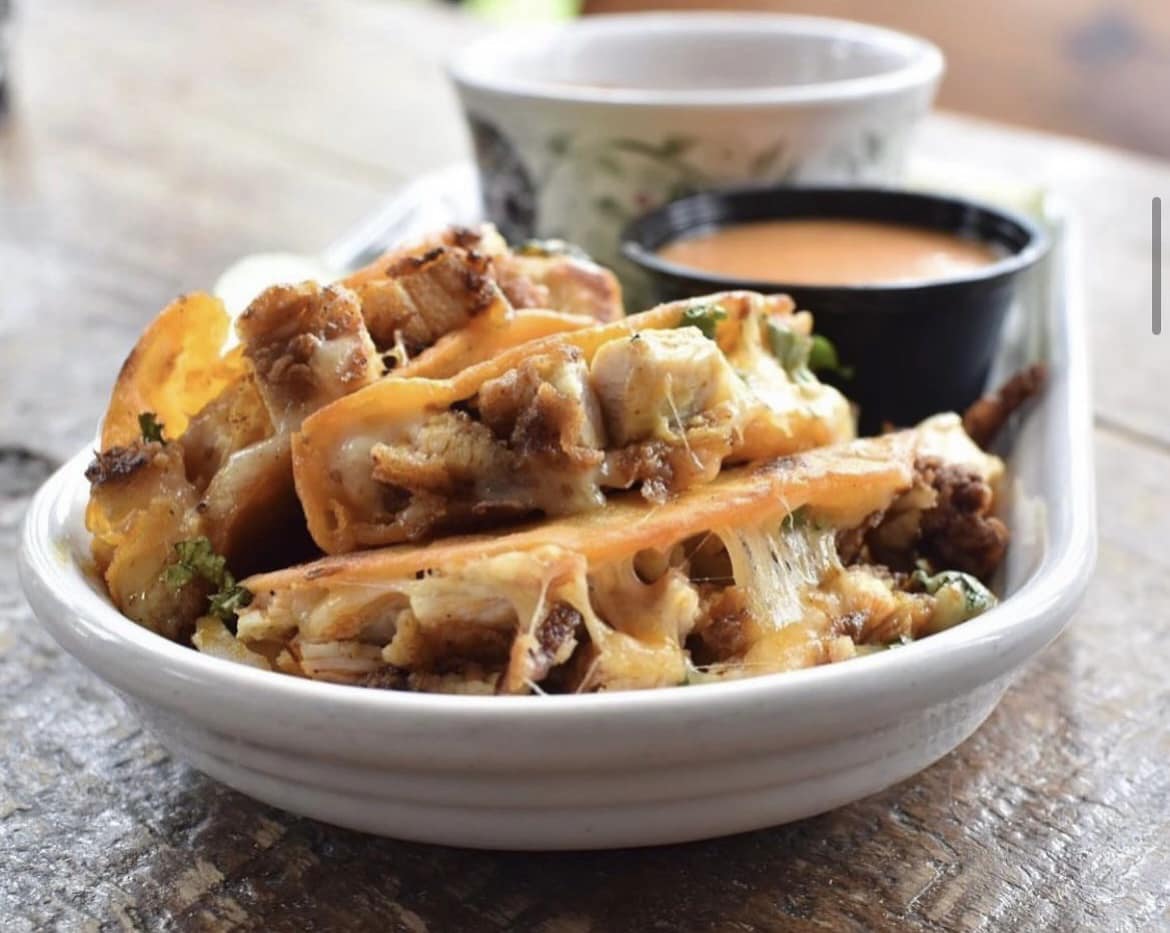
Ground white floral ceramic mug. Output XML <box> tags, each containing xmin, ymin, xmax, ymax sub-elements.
<box><xmin>450</xmin><ymin>13</ymin><xmax>943</xmax><ymax>276</ymax></box>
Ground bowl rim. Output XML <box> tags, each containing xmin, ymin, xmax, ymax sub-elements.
<box><xmin>620</xmin><ymin>184</ymin><xmax>1052</xmax><ymax>297</ymax></box>
<box><xmin>448</xmin><ymin>12</ymin><xmax>944</xmax><ymax>108</ymax></box>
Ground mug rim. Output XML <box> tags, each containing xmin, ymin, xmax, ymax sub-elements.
<box><xmin>448</xmin><ymin>12</ymin><xmax>944</xmax><ymax>109</ymax></box>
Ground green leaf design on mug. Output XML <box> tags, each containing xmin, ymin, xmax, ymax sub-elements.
<box><xmin>609</xmin><ymin>137</ymin><xmax>696</xmax><ymax>160</ymax></box>
<box><xmin>750</xmin><ymin>140</ymin><xmax>787</xmax><ymax>176</ymax></box>
<box><xmin>594</xmin><ymin>195</ymin><xmax>627</xmax><ymax>221</ymax></box>
<box><xmin>597</xmin><ymin>152</ymin><xmax>624</xmax><ymax>178</ymax></box>
<box><xmin>547</xmin><ymin>133</ymin><xmax>571</xmax><ymax>157</ymax></box>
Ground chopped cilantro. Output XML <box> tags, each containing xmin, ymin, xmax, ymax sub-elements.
<box><xmin>164</xmin><ymin>537</ymin><xmax>226</xmax><ymax>589</ymax></box>
<box><xmin>678</xmin><ymin>303</ymin><xmax>727</xmax><ymax>340</ymax></box>
<box><xmin>138</xmin><ymin>411</ymin><xmax>167</xmax><ymax>444</ymax></box>
<box><xmin>913</xmin><ymin>569</ymin><xmax>995</xmax><ymax>631</ymax></box>
<box><xmin>208</xmin><ymin>584</ymin><xmax>253</xmax><ymax>622</ymax></box>
<box><xmin>765</xmin><ymin>322</ymin><xmax>852</xmax><ymax>381</ymax></box>
<box><xmin>766</xmin><ymin>321</ymin><xmax>813</xmax><ymax>380</ymax></box>
<box><xmin>164</xmin><ymin>536</ymin><xmax>253</xmax><ymax>624</ymax></box>
<box><xmin>807</xmin><ymin>334</ymin><xmax>854</xmax><ymax>379</ymax></box>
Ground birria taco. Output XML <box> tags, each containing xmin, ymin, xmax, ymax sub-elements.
<box><xmin>84</xmin><ymin>226</ymin><xmax>618</xmax><ymax>639</ymax></box>
<box><xmin>292</xmin><ymin>291</ymin><xmax>854</xmax><ymax>554</ymax></box>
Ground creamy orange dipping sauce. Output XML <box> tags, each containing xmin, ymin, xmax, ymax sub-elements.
<box><xmin>657</xmin><ymin>219</ymin><xmax>1002</xmax><ymax>286</ymax></box>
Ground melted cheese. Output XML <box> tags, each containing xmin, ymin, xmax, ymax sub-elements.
<box><xmin>237</xmin><ymin>508</ymin><xmax>845</xmax><ymax>692</ymax></box>
<box><xmin>718</xmin><ymin>520</ymin><xmax>840</xmax><ymax>629</ymax></box>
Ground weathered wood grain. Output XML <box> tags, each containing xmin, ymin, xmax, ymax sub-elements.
<box><xmin>2</xmin><ymin>1</ymin><xmax>1168</xmax><ymax>930</ymax></box>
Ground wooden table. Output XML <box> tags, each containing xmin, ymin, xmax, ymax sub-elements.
<box><xmin>2</xmin><ymin>2</ymin><xmax>1167</xmax><ymax>929</ymax></box>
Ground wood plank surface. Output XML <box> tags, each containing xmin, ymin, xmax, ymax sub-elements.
<box><xmin>2</xmin><ymin>1</ymin><xmax>1167</xmax><ymax>929</ymax></box>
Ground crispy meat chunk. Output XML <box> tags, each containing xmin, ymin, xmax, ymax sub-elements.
<box><xmin>688</xmin><ymin>585</ymin><xmax>754</xmax><ymax>665</ymax></box>
<box><xmin>370</xmin><ymin>411</ymin><xmax>510</xmax><ymax>497</ymax></box>
<box><xmin>343</xmin><ymin>224</ymin><xmax>620</xmax><ymax>327</ymax></box>
<box><xmin>917</xmin><ymin>457</ymin><xmax>1009</xmax><ymax>580</ymax></box>
<box><xmin>238</xmin><ymin>281</ymin><xmax>380</xmax><ymax>428</ymax></box>
<box><xmin>963</xmin><ymin>363</ymin><xmax>1047</xmax><ymax>448</ymax></box>
<box><xmin>368</xmin><ymin>411</ymin><xmax>526</xmax><ymax>539</ymax></box>
<box><xmin>85</xmin><ymin>444</ymin><xmax>153</xmax><ymax>487</ymax></box>
<box><xmin>850</xmin><ymin>455</ymin><xmax>1007</xmax><ymax>582</ymax></box>
<box><xmin>601</xmin><ymin>413</ymin><xmax>737</xmax><ymax>503</ymax></box>
<box><xmin>355</xmin><ymin>247</ymin><xmax>505</xmax><ymax>354</ymax></box>
<box><xmin>368</xmin><ymin>351</ymin><xmax>611</xmax><ymax>539</ymax></box>
<box><xmin>500</xmin><ymin>601</ymin><xmax>585</xmax><ymax>693</ymax></box>
<box><xmin>343</xmin><ymin>225</ymin><xmax>509</xmax><ymax>287</ymax></box>
<box><xmin>477</xmin><ymin>345</ymin><xmax>606</xmax><ymax>467</ymax></box>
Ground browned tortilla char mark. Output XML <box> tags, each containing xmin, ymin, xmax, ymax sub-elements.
<box><xmin>384</xmin><ymin>246</ymin><xmax>446</xmax><ymax>278</ymax></box>
<box><xmin>84</xmin><ymin>444</ymin><xmax>155</xmax><ymax>487</ymax></box>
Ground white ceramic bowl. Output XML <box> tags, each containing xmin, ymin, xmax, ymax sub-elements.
<box><xmin>450</xmin><ymin>13</ymin><xmax>944</xmax><ymax>268</ymax></box>
<box><xmin>18</xmin><ymin>215</ymin><xmax>1094</xmax><ymax>850</ymax></box>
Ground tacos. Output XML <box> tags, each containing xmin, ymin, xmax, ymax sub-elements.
<box><xmin>216</xmin><ymin>415</ymin><xmax>1005</xmax><ymax>694</ymax></box>
<box><xmin>84</xmin><ymin>227</ymin><xmax>619</xmax><ymax>639</ymax></box>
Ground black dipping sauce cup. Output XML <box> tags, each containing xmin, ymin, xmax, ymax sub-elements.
<box><xmin>621</xmin><ymin>186</ymin><xmax>1048</xmax><ymax>433</ymax></box>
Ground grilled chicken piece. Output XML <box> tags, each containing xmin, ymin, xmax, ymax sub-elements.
<box><xmin>237</xmin><ymin>281</ymin><xmax>382</xmax><ymax>430</ymax></box>
<box><xmin>354</xmin><ymin>246</ymin><xmax>511</xmax><ymax>356</ymax></box>
<box><xmin>343</xmin><ymin>224</ymin><xmax>623</xmax><ymax>329</ymax></box>
<box><xmin>342</xmin><ymin>224</ymin><xmax>510</xmax><ymax>287</ymax></box>
<box><xmin>477</xmin><ymin>344</ymin><xmax>607</xmax><ymax>462</ymax></box>
<box><xmin>590</xmin><ymin>328</ymin><xmax>740</xmax><ymax>446</ymax></box>
<box><xmin>180</xmin><ymin>373</ymin><xmax>272</xmax><ymax>491</ymax></box>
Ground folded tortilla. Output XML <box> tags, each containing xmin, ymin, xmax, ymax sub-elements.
<box><xmin>222</xmin><ymin>416</ymin><xmax>1005</xmax><ymax>694</ymax></box>
<box><xmin>85</xmin><ymin>229</ymin><xmax>613</xmax><ymax>640</ymax></box>
<box><xmin>292</xmin><ymin>291</ymin><xmax>855</xmax><ymax>554</ymax></box>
